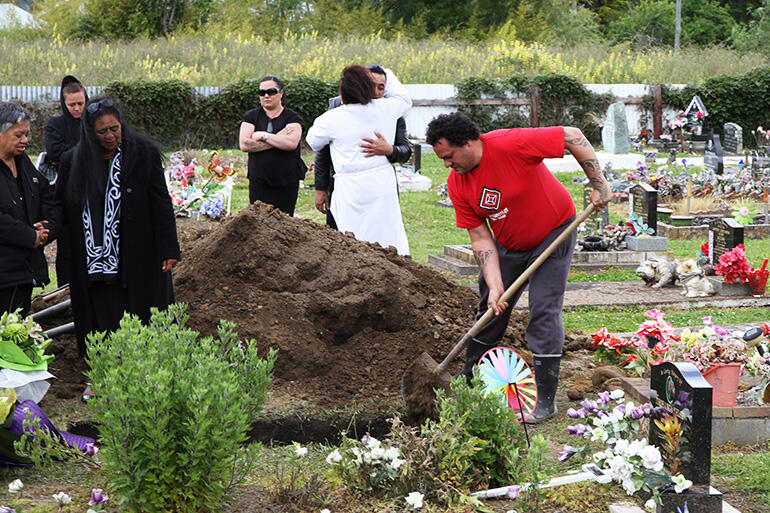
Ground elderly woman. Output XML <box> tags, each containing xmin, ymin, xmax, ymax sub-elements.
<box><xmin>239</xmin><ymin>75</ymin><xmax>306</xmax><ymax>215</ymax></box>
<box><xmin>306</xmin><ymin>66</ymin><xmax>411</xmax><ymax>255</ymax></box>
<box><xmin>0</xmin><ymin>102</ymin><xmax>58</xmax><ymax>316</ymax></box>
<box><xmin>57</xmin><ymin>98</ymin><xmax>180</xmax><ymax>368</ymax></box>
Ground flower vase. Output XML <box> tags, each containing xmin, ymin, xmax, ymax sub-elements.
<box><xmin>701</xmin><ymin>362</ymin><xmax>742</xmax><ymax>407</ymax></box>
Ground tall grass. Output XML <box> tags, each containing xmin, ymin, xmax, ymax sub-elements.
<box><xmin>2</xmin><ymin>33</ymin><xmax>768</xmax><ymax>85</ymax></box>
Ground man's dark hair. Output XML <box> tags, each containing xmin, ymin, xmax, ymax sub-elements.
<box><xmin>259</xmin><ymin>75</ymin><xmax>284</xmax><ymax>90</ymax></box>
<box><xmin>425</xmin><ymin>112</ymin><xmax>481</xmax><ymax>146</ymax></box>
<box><xmin>339</xmin><ymin>65</ymin><xmax>375</xmax><ymax>105</ymax></box>
<box><xmin>367</xmin><ymin>64</ymin><xmax>386</xmax><ymax>76</ymax></box>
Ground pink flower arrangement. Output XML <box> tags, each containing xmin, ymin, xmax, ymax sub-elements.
<box><xmin>713</xmin><ymin>244</ymin><xmax>754</xmax><ymax>284</ymax></box>
<box><xmin>679</xmin><ymin>317</ymin><xmax>748</xmax><ymax>372</ymax></box>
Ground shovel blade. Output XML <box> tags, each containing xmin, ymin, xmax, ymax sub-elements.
<box><xmin>401</xmin><ymin>351</ymin><xmax>453</xmax><ymax>424</ymax></box>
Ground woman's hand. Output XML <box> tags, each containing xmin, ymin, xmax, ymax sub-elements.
<box><xmin>162</xmin><ymin>259</ymin><xmax>179</xmax><ymax>272</ymax></box>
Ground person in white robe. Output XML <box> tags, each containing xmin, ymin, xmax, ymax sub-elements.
<box><xmin>306</xmin><ymin>66</ymin><xmax>411</xmax><ymax>255</ymax></box>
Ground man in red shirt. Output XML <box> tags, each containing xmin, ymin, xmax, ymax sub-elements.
<box><xmin>426</xmin><ymin>112</ymin><xmax>612</xmax><ymax>423</ymax></box>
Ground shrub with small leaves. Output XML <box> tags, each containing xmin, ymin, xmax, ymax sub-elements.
<box><xmin>85</xmin><ymin>304</ymin><xmax>276</xmax><ymax>513</ymax></box>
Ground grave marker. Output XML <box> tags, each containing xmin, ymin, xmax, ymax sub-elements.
<box><xmin>703</xmin><ymin>133</ymin><xmax>724</xmax><ymax>175</ymax></box>
<box><xmin>628</xmin><ymin>183</ymin><xmax>658</xmax><ymax>233</ymax></box>
<box><xmin>582</xmin><ymin>183</ymin><xmax>609</xmax><ymax>233</ymax></box>
<box><xmin>649</xmin><ymin>362</ymin><xmax>722</xmax><ymax>513</ymax></box>
<box><xmin>708</xmin><ymin>218</ymin><xmax>744</xmax><ymax>265</ymax></box>
<box><xmin>601</xmin><ymin>101</ymin><xmax>630</xmax><ymax>154</ymax></box>
<box><xmin>723</xmin><ymin>123</ymin><xmax>742</xmax><ymax>155</ymax></box>
<box><xmin>405</xmin><ymin>141</ymin><xmax>421</xmax><ymax>173</ymax></box>
<box><xmin>683</xmin><ymin>96</ymin><xmax>708</xmax><ymax>135</ymax></box>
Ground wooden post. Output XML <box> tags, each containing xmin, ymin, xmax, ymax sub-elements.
<box><xmin>686</xmin><ymin>176</ymin><xmax>692</xmax><ymax>215</ymax></box>
<box><xmin>529</xmin><ymin>86</ymin><xmax>539</xmax><ymax>127</ymax></box>
<box><xmin>651</xmin><ymin>84</ymin><xmax>662</xmax><ymax>138</ymax></box>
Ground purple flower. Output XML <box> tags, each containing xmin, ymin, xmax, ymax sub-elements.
<box><xmin>85</xmin><ymin>442</ymin><xmax>99</xmax><ymax>456</ymax></box>
<box><xmin>613</xmin><ymin>403</ymin><xmax>627</xmax><ymax>415</ymax></box>
<box><xmin>507</xmin><ymin>485</ymin><xmax>520</xmax><ymax>499</ymax></box>
<box><xmin>630</xmin><ymin>407</ymin><xmax>644</xmax><ymax>420</ymax></box>
<box><xmin>0</xmin><ymin>506</ymin><xmax>15</xmax><ymax>513</ymax></box>
<box><xmin>89</xmin><ymin>489</ymin><xmax>109</xmax><ymax>506</ymax></box>
<box><xmin>558</xmin><ymin>445</ymin><xmax>577</xmax><ymax>463</ymax></box>
<box><xmin>597</xmin><ymin>410</ymin><xmax>609</xmax><ymax>418</ymax></box>
<box><xmin>566</xmin><ymin>408</ymin><xmax>580</xmax><ymax>418</ymax></box>
<box><xmin>567</xmin><ymin>424</ymin><xmax>588</xmax><ymax>436</ymax></box>
<box><xmin>597</xmin><ymin>391</ymin><xmax>611</xmax><ymax>404</ymax></box>
<box><xmin>581</xmin><ymin>399</ymin><xmax>599</xmax><ymax>412</ymax></box>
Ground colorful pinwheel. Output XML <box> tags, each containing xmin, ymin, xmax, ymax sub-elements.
<box><xmin>478</xmin><ymin>347</ymin><xmax>537</xmax><ymax>421</ymax></box>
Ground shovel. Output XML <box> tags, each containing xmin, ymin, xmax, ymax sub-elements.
<box><xmin>402</xmin><ymin>205</ymin><xmax>595</xmax><ymax>422</ymax></box>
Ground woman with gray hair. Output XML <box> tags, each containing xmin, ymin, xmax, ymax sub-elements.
<box><xmin>0</xmin><ymin>102</ymin><xmax>58</xmax><ymax>316</ymax></box>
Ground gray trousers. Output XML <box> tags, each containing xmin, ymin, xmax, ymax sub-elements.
<box><xmin>474</xmin><ymin>215</ymin><xmax>576</xmax><ymax>355</ymax></box>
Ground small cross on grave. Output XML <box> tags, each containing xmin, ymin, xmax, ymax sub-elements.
<box><xmin>708</xmin><ymin>218</ymin><xmax>744</xmax><ymax>265</ymax></box>
<box><xmin>683</xmin><ymin>96</ymin><xmax>708</xmax><ymax>135</ymax></box>
<box><xmin>649</xmin><ymin>362</ymin><xmax>722</xmax><ymax>512</ymax></box>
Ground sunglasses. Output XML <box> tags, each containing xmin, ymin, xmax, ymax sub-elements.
<box><xmin>367</xmin><ymin>64</ymin><xmax>385</xmax><ymax>75</ymax></box>
<box><xmin>86</xmin><ymin>98</ymin><xmax>115</xmax><ymax>115</ymax></box>
<box><xmin>258</xmin><ymin>88</ymin><xmax>281</xmax><ymax>96</ymax></box>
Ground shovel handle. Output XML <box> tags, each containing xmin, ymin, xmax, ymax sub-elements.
<box><xmin>437</xmin><ymin>204</ymin><xmax>595</xmax><ymax>373</ymax></box>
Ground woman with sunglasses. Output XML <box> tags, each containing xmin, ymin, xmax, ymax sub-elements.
<box><xmin>239</xmin><ymin>76</ymin><xmax>306</xmax><ymax>215</ymax></box>
<box><xmin>306</xmin><ymin>65</ymin><xmax>411</xmax><ymax>255</ymax></box>
<box><xmin>57</xmin><ymin>97</ymin><xmax>180</xmax><ymax>399</ymax></box>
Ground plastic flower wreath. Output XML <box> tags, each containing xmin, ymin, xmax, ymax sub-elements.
<box><xmin>625</xmin><ymin>213</ymin><xmax>655</xmax><ymax>236</ymax></box>
<box><xmin>713</xmin><ymin>244</ymin><xmax>754</xmax><ymax>284</ymax></box>
<box><xmin>731</xmin><ymin>198</ymin><xmax>757</xmax><ymax>225</ymax></box>
<box><xmin>678</xmin><ymin>317</ymin><xmax>749</xmax><ymax>373</ymax></box>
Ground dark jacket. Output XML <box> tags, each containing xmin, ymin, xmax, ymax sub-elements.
<box><xmin>0</xmin><ymin>154</ymin><xmax>58</xmax><ymax>289</ymax></box>
<box><xmin>45</xmin><ymin>75</ymin><xmax>88</xmax><ymax>165</ymax></box>
<box><xmin>313</xmin><ymin>96</ymin><xmax>412</xmax><ymax>192</ymax></box>
<box><xmin>58</xmin><ymin>137</ymin><xmax>180</xmax><ymax>350</ymax></box>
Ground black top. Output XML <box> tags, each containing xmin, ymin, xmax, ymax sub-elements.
<box><xmin>0</xmin><ymin>154</ymin><xmax>58</xmax><ymax>289</ymax></box>
<box><xmin>45</xmin><ymin>75</ymin><xmax>88</xmax><ymax>165</ymax></box>
<box><xmin>242</xmin><ymin>107</ymin><xmax>305</xmax><ymax>187</ymax></box>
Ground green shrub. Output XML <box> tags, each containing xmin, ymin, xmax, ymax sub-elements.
<box><xmin>85</xmin><ymin>304</ymin><xmax>276</xmax><ymax>513</ymax></box>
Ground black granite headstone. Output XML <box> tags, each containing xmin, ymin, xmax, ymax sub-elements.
<box><xmin>649</xmin><ymin>362</ymin><xmax>722</xmax><ymax>513</ymax></box>
<box><xmin>708</xmin><ymin>218</ymin><xmax>744</xmax><ymax>265</ymax></box>
<box><xmin>583</xmin><ymin>183</ymin><xmax>609</xmax><ymax>234</ymax></box>
<box><xmin>629</xmin><ymin>183</ymin><xmax>658</xmax><ymax>233</ymax></box>
<box><xmin>405</xmin><ymin>141</ymin><xmax>421</xmax><ymax>173</ymax></box>
<box><xmin>703</xmin><ymin>134</ymin><xmax>724</xmax><ymax>175</ymax></box>
<box><xmin>723</xmin><ymin>123</ymin><xmax>742</xmax><ymax>155</ymax></box>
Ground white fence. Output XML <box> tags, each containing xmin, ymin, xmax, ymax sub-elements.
<box><xmin>1</xmin><ymin>83</ymin><xmax>681</xmax><ymax>139</ymax></box>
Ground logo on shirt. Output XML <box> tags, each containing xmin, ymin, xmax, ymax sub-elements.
<box><xmin>489</xmin><ymin>207</ymin><xmax>508</xmax><ymax>221</ymax></box>
<box><xmin>479</xmin><ymin>187</ymin><xmax>501</xmax><ymax>210</ymax></box>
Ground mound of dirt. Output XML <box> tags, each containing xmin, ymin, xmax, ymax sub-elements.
<box><xmin>174</xmin><ymin>203</ymin><xmax>531</xmax><ymax>410</ymax></box>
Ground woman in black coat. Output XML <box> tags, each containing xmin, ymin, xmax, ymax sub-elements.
<box><xmin>0</xmin><ymin>102</ymin><xmax>58</xmax><ymax>316</ymax></box>
<box><xmin>58</xmin><ymin>98</ymin><xmax>180</xmax><ymax>368</ymax></box>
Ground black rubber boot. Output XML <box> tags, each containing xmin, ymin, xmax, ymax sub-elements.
<box><xmin>524</xmin><ymin>355</ymin><xmax>560</xmax><ymax>424</ymax></box>
<box><xmin>457</xmin><ymin>338</ymin><xmax>492</xmax><ymax>384</ymax></box>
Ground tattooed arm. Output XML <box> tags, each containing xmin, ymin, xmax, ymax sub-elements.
<box><xmin>468</xmin><ymin>223</ymin><xmax>508</xmax><ymax>316</ymax></box>
<box><xmin>564</xmin><ymin>126</ymin><xmax>612</xmax><ymax>209</ymax></box>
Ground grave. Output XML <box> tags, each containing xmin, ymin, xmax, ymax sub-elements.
<box><xmin>723</xmin><ymin>123</ymin><xmax>743</xmax><ymax>155</ymax></box>
<box><xmin>708</xmin><ymin>218</ymin><xmax>749</xmax><ymax>295</ymax></box>
<box><xmin>683</xmin><ymin>96</ymin><xmax>708</xmax><ymax>136</ymax></box>
<box><xmin>627</xmin><ymin>183</ymin><xmax>667</xmax><ymax>251</ymax></box>
<box><xmin>583</xmin><ymin>182</ymin><xmax>609</xmax><ymax>233</ymax></box>
<box><xmin>602</xmin><ymin>101</ymin><xmax>631</xmax><ymax>154</ymax></box>
<box><xmin>703</xmin><ymin>133</ymin><xmax>724</xmax><ymax>175</ymax></box>
<box><xmin>649</xmin><ymin>362</ymin><xmax>722</xmax><ymax>513</ymax></box>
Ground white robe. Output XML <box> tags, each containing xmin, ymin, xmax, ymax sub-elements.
<box><xmin>306</xmin><ymin>69</ymin><xmax>412</xmax><ymax>256</ymax></box>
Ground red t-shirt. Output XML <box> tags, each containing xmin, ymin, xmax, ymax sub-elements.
<box><xmin>447</xmin><ymin>127</ymin><xmax>575</xmax><ymax>251</ymax></box>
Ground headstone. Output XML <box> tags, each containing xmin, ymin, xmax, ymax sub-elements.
<box><xmin>582</xmin><ymin>183</ymin><xmax>609</xmax><ymax>233</ymax></box>
<box><xmin>649</xmin><ymin>362</ymin><xmax>722</xmax><ymax>513</ymax></box>
<box><xmin>405</xmin><ymin>141</ymin><xmax>421</xmax><ymax>173</ymax></box>
<box><xmin>722</xmin><ymin>123</ymin><xmax>742</xmax><ymax>155</ymax></box>
<box><xmin>683</xmin><ymin>96</ymin><xmax>708</xmax><ymax>135</ymax></box>
<box><xmin>628</xmin><ymin>183</ymin><xmax>658</xmax><ymax>234</ymax></box>
<box><xmin>703</xmin><ymin>134</ymin><xmax>724</xmax><ymax>175</ymax></box>
<box><xmin>601</xmin><ymin>101</ymin><xmax>630</xmax><ymax>154</ymax></box>
<box><xmin>708</xmin><ymin>218</ymin><xmax>744</xmax><ymax>265</ymax></box>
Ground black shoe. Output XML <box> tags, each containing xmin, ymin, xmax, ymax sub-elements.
<box><xmin>524</xmin><ymin>355</ymin><xmax>560</xmax><ymax>424</ymax></box>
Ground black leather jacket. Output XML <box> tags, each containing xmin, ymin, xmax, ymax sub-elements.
<box><xmin>313</xmin><ymin>96</ymin><xmax>412</xmax><ymax>192</ymax></box>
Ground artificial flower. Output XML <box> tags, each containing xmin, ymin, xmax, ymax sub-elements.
<box><xmin>732</xmin><ymin>198</ymin><xmax>757</xmax><ymax>225</ymax></box>
<box><xmin>84</xmin><ymin>442</ymin><xmax>99</xmax><ymax>456</ymax></box>
<box><xmin>293</xmin><ymin>442</ymin><xmax>308</xmax><ymax>457</ymax></box>
<box><xmin>405</xmin><ymin>491</ymin><xmax>424</xmax><ymax>509</ymax></box>
<box><xmin>0</xmin><ymin>506</ymin><xmax>15</xmax><ymax>513</ymax></box>
<box><xmin>672</xmin><ymin>474</ymin><xmax>693</xmax><ymax>493</ymax></box>
<box><xmin>609</xmin><ymin>390</ymin><xmax>625</xmax><ymax>401</ymax></box>
<box><xmin>559</xmin><ymin>445</ymin><xmax>577</xmax><ymax>462</ymax></box>
<box><xmin>7</xmin><ymin>479</ymin><xmax>22</xmax><ymax>493</ymax></box>
<box><xmin>326</xmin><ymin>449</ymin><xmax>342</xmax><ymax>464</ymax></box>
<box><xmin>52</xmin><ymin>492</ymin><xmax>71</xmax><ymax>505</ymax></box>
<box><xmin>89</xmin><ymin>488</ymin><xmax>108</xmax><ymax>505</ymax></box>
<box><xmin>713</xmin><ymin>244</ymin><xmax>754</xmax><ymax>284</ymax></box>
<box><xmin>645</xmin><ymin>498</ymin><xmax>657</xmax><ymax>512</ymax></box>
<box><xmin>320</xmin><ymin>509</ymin><xmax>331</xmax><ymax>513</ymax></box>
<box><xmin>507</xmin><ymin>485</ymin><xmax>520</xmax><ymax>499</ymax></box>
